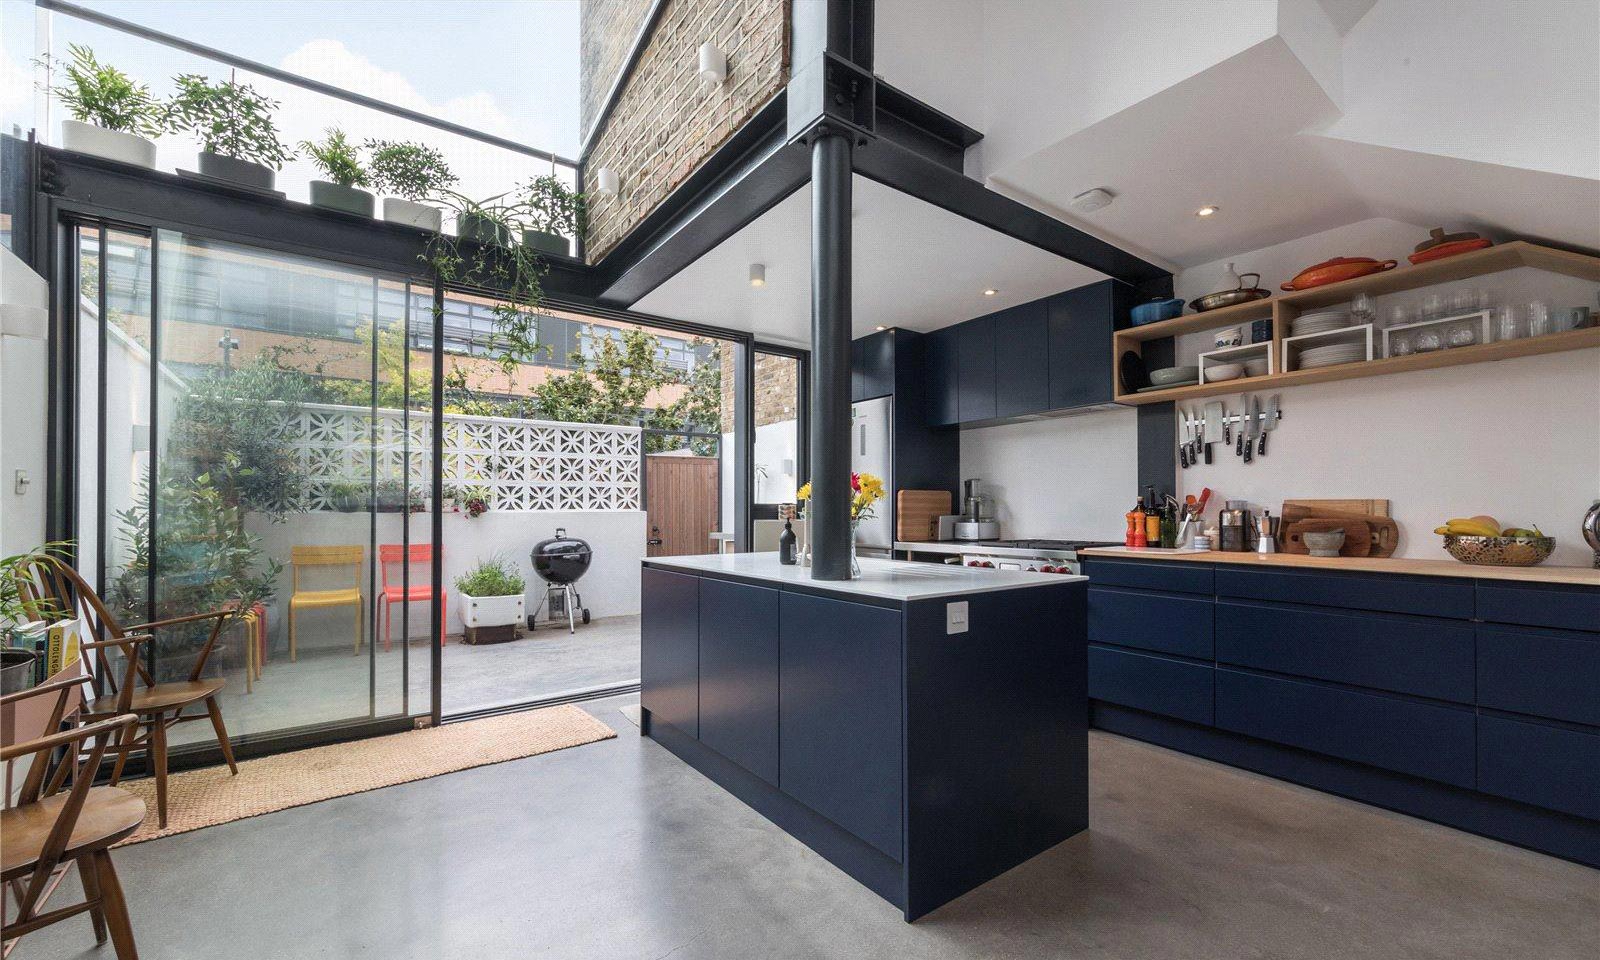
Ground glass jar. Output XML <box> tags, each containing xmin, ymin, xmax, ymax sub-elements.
<box><xmin>1389</xmin><ymin>331</ymin><xmax>1415</xmax><ymax>357</ymax></box>
<box><xmin>1527</xmin><ymin>300</ymin><xmax>1553</xmax><ymax>338</ymax></box>
<box><xmin>1415</xmin><ymin>328</ymin><xmax>1443</xmax><ymax>352</ymax></box>
<box><xmin>1447</xmin><ymin>321</ymin><xmax>1479</xmax><ymax>348</ymax></box>
<box><xmin>1493</xmin><ymin>305</ymin><xmax>1524</xmax><ymax>341</ymax></box>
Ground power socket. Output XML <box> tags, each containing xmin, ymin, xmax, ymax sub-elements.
<box><xmin>945</xmin><ymin>600</ymin><xmax>969</xmax><ymax>635</ymax></box>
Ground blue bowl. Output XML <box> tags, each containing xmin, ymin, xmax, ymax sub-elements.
<box><xmin>1132</xmin><ymin>298</ymin><xmax>1184</xmax><ymax>325</ymax></box>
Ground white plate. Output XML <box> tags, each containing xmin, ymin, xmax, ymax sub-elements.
<box><xmin>1300</xmin><ymin>344</ymin><xmax>1365</xmax><ymax>359</ymax></box>
<box><xmin>1292</xmin><ymin>318</ymin><xmax>1353</xmax><ymax>336</ymax></box>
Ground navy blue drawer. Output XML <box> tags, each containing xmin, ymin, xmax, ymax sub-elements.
<box><xmin>1215</xmin><ymin>567</ymin><xmax>1474</xmax><ymax>620</ymax></box>
<box><xmin>1478</xmin><ymin>715</ymin><xmax>1600</xmax><ymax>821</ymax></box>
<box><xmin>1216</xmin><ymin>600</ymin><xmax>1474</xmax><ymax>703</ymax></box>
<box><xmin>1089</xmin><ymin>586</ymin><xmax>1214</xmax><ymax>659</ymax></box>
<box><xmin>1088</xmin><ymin>644</ymin><xmax>1213</xmax><ymax>726</ymax></box>
<box><xmin>1478</xmin><ymin>625</ymin><xmax>1600</xmax><ymax>727</ymax></box>
<box><xmin>1477</xmin><ymin>581</ymin><xmax>1600</xmax><ymax>634</ymax></box>
<box><xmin>1215</xmin><ymin>668</ymin><xmax>1476</xmax><ymax>788</ymax></box>
<box><xmin>1083</xmin><ymin>558</ymin><xmax>1214</xmax><ymax>595</ymax></box>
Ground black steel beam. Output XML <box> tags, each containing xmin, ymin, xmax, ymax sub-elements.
<box><xmin>807</xmin><ymin>130</ymin><xmax>854</xmax><ymax>581</ymax></box>
<box><xmin>873</xmin><ymin>79</ymin><xmax>982</xmax><ymax>174</ymax></box>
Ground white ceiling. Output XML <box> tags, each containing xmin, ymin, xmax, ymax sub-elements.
<box><xmin>632</xmin><ymin>176</ymin><xmax>1110</xmax><ymax>346</ymax></box>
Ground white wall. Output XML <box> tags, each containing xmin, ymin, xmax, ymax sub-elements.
<box><xmin>0</xmin><ymin>246</ymin><xmax>48</xmax><ymax>558</ymax></box>
<box><xmin>958</xmin><ymin>407</ymin><xmax>1140</xmax><ymax>542</ymax></box>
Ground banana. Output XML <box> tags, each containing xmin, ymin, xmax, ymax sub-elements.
<box><xmin>1441</xmin><ymin>518</ymin><xmax>1500</xmax><ymax>537</ymax></box>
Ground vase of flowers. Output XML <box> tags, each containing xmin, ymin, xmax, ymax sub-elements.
<box><xmin>795</xmin><ymin>471</ymin><xmax>884</xmax><ymax>578</ymax></box>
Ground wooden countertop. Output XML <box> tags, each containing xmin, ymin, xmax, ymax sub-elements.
<box><xmin>1077</xmin><ymin>546</ymin><xmax>1600</xmax><ymax>586</ymax></box>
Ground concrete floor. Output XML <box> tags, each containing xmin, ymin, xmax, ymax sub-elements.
<box><xmin>24</xmin><ymin>694</ymin><xmax>1597</xmax><ymax>960</ymax></box>
<box><xmin>170</xmin><ymin>616</ymin><xmax>641</xmax><ymax>747</ymax></box>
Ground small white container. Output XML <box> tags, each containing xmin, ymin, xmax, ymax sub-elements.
<box><xmin>383</xmin><ymin>197</ymin><xmax>443</xmax><ymax>231</ymax></box>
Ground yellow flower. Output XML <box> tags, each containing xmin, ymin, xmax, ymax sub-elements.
<box><xmin>796</xmin><ymin>482</ymin><xmax>812</xmax><ymax>501</ymax></box>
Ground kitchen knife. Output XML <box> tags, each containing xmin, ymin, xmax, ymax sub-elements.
<box><xmin>1203</xmin><ymin>401</ymin><xmax>1224</xmax><ymax>465</ymax></box>
<box><xmin>1179</xmin><ymin>408</ymin><xmax>1190</xmax><ymax>468</ymax></box>
<box><xmin>1243</xmin><ymin>395</ymin><xmax>1259</xmax><ymax>463</ymax></box>
<box><xmin>1223</xmin><ymin>402</ymin><xmax>1232</xmax><ymax>446</ymax></box>
<box><xmin>1257</xmin><ymin>394</ymin><xmax>1280</xmax><ymax>456</ymax></box>
<box><xmin>1235</xmin><ymin>395</ymin><xmax>1248</xmax><ymax>457</ymax></box>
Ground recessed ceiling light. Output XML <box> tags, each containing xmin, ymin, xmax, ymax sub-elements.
<box><xmin>874</xmin><ymin>325</ymin><xmax>886</xmax><ymax>331</ymax></box>
<box><xmin>749</xmin><ymin>263</ymin><xmax>766</xmax><ymax>287</ymax></box>
<box><xmin>1195</xmin><ymin>205</ymin><xmax>1219</xmax><ymax>218</ymax></box>
<box><xmin>983</xmin><ymin>288</ymin><xmax>998</xmax><ymax>296</ymax></box>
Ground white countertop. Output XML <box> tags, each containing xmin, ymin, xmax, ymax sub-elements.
<box><xmin>643</xmin><ymin>551</ymin><xmax>1085</xmax><ymax>600</ymax></box>
<box><xmin>893</xmin><ymin>540</ymin><xmax>1082</xmax><ymax>560</ymax></box>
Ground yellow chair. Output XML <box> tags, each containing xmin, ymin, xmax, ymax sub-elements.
<box><xmin>288</xmin><ymin>545</ymin><xmax>365</xmax><ymax>660</ymax></box>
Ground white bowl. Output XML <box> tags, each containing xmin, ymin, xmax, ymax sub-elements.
<box><xmin>1206</xmin><ymin>362</ymin><xmax>1245</xmax><ymax>382</ymax></box>
<box><xmin>1243</xmin><ymin>359</ymin><xmax>1269</xmax><ymax>377</ymax></box>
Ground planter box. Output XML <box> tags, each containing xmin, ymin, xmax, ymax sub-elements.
<box><xmin>461</xmin><ymin>624</ymin><xmax>518</xmax><ymax>645</ymax></box>
<box><xmin>383</xmin><ymin>197</ymin><xmax>442</xmax><ymax>231</ymax></box>
<box><xmin>61</xmin><ymin>120</ymin><xmax>156</xmax><ymax>168</ymax></box>
<box><xmin>460</xmin><ymin>593</ymin><xmax>524</xmax><ymax>629</ymax></box>
<box><xmin>457</xmin><ymin>212</ymin><xmax>511</xmax><ymax>245</ymax></box>
<box><xmin>198</xmin><ymin>151</ymin><xmax>275</xmax><ymax>190</ymax></box>
<box><xmin>521</xmin><ymin>229</ymin><xmax>570</xmax><ymax>257</ymax></box>
<box><xmin>309</xmin><ymin>181</ymin><xmax>375</xmax><ymax>217</ymax></box>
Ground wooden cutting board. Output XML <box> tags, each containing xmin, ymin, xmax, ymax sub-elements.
<box><xmin>1283</xmin><ymin>498</ymin><xmax>1390</xmax><ymax>518</ymax></box>
<box><xmin>1284</xmin><ymin>519</ymin><xmax>1373</xmax><ymax>557</ymax></box>
<box><xmin>896</xmin><ymin>490</ymin><xmax>951</xmax><ymax>542</ymax></box>
<box><xmin>1280</xmin><ymin>502</ymin><xmax>1399</xmax><ymax>558</ymax></box>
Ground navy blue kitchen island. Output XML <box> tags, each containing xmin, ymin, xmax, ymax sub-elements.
<box><xmin>640</xmin><ymin>552</ymin><xmax>1088</xmax><ymax>921</ymax></box>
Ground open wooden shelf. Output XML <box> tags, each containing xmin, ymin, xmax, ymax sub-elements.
<box><xmin>1114</xmin><ymin>241</ymin><xmax>1600</xmax><ymax>405</ymax></box>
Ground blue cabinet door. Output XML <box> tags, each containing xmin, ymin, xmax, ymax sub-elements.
<box><xmin>851</xmin><ymin>337</ymin><xmax>865</xmax><ymax>401</ymax></box>
<box><xmin>860</xmin><ymin>329</ymin><xmax>895</xmax><ymax>400</ymax></box>
<box><xmin>1477</xmin><ymin>625</ymin><xmax>1600</xmax><ymax>727</ymax></box>
<box><xmin>697</xmin><ymin>578</ymin><xmax>781</xmax><ymax>784</ymax></box>
<box><xmin>925</xmin><ymin>326</ymin><xmax>960</xmax><ymax>426</ymax></box>
<box><xmin>993</xmin><ymin>301</ymin><xmax>1049</xmax><ymax>418</ymax></box>
<box><xmin>1215</xmin><ymin>566</ymin><xmax>1474</xmax><ymax>619</ymax></box>
<box><xmin>1083</xmin><ymin>557</ymin><xmax>1215</xmax><ymax>595</ymax></box>
<box><xmin>1047</xmin><ymin>280</ymin><xmax>1131</xmax><ymax>410</ymax></box>
<box><xmin>1088</xmin><ymin>644</ymin><xmax>1214</xmax><ymax>725</ymax></box>
<box><xmin>1089</xmin><ymin>586</ymin><xmax>1214</xmax><ymax>659</ymax></box>
<box><xmin>957</xmin><ymin>315</ymin><xmax>997</xmax><ymax>423</ymax></box>
<box><xmin>641</xmin><ymin>567</ymin><xmax>699</xmax><ymax>737</ymax></box>
<box><xmin>1477</xmin><ymin>714</ymin><xmax>1600</xmax><ymax>820</ymax></box>
<box><xmin>779</xmin><ymin>591</ymin><xmax>904</xmax><ymax>862</ymax></box>
<box><xmin>1477</xmin><ymin>581</ymin><xmax>1600</xmax><ymax>634</ymax></box>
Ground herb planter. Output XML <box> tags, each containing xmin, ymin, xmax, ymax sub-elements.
<box><xmin>61</xmin><ymin>120</ymin><xmax>156</xmax><ymax>168</ymax></box>
<box><xmin>383</xmin><ymin>197</ymin><xmax>442</xmax><ymax>231</ymax></box>
<box><xmin>521</xmin><ymin>229</ymin><xmax>570</xmax><ymax>257</ymax></box>
<box><xmin>457</xmin><ymin>212</ymin><xmax>511</xmax><ymax>245</ymax></box>
<box><xmin>459</xmin><ymin>593</ymin><xmax>524</xmax><ymax>632</ymax></box>
<box><xmin>198</xmin><ymin>151</ymin><xmax>276</xmax><ymax>190</ymax></box>
<box><xmin>309</xmin><ymin>181</ymin><xmax>375</xmax><ymax>217</ymax></box>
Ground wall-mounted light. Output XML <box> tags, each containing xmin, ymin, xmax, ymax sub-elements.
<box><xmin>1195</xmin><ymin>205</ymin><xmax>1219</xmax><ymax>218</ymax></box>
<box><xmin>593</xmin><ymin>167</ymin><xmax>620</xmax><ymax>198</ymax></box>
<box><xmin>699</xmin><ymin>42</ymin><xmax>727</xmax><ymax>87</ymax></box>
<box><xmin>749</xmin><ymin>263</ymin><xmax>766</xmax><ymax>287</ymax></box>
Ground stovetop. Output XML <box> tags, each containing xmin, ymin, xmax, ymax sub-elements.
<box><xmin>975</xmin><ymin>539</ymin><xmax>1119</xmax><ymax>551</ymax></box>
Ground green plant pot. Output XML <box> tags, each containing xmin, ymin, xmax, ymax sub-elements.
<box><xmin>521</xmin><ymin>229</ymin><xmax>571</xmax><ymax>257</ymax></box>
<box><xmin>457</xmin><ymin>212</ymin><xmax>511</xmax><ymax>245</ymax></box>
<box><xmin>198</xmin><ymin>150</ymin><xmax>275</xmax><ymax>190</ymax></box>
<box><xmin>309</xmin><ymin>181</ymin><xmax>375</xmax><ymax>217</ymax></box>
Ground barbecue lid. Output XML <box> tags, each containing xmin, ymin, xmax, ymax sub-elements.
<box><xmin>533</xmin><ymin>527</ymin><xmax>591</xmax><ymax>557</ymax></box>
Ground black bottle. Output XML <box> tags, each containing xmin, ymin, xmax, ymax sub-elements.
<box><xmin>778</xmin><ymin>516</ymin><xmax>797</xmax><ymax>564</ymax></box>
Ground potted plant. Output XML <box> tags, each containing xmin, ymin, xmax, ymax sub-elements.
<box><xmin>326</xmin><ymin>481</ymin><xmax>367</xmax><ymax>512</ymax></box>
<box><xmin>300</xmin><ymin>127</ymin><xmax>372</xmax><ymax>216</ymax></box>
<box><xmin>43</xmin><ymin>44</ymin><xmax>164</xmax><ymax>168</ymax></box>
<box><xmin>520</xmin><ymin>174</ymin><xmax>586</xmax><ymax>257</ymax></box>
<box><xmin>1</xmin><ymin>543</ymin><xmax>71</xmax><ymax>693</ymax></box>
<box><xmin>460</xmin><ymin>485</ymin><xmax>492</xmax><ymax>519</ymax></box>
<box><xmin>455</xmin><ymin>554</ymin><xmax>525</xmax><ymax>641</ymax></box>
<box><xmin>373</xmin><ymin>478</ymin><xmax>408</xmax><ymax>513</ymax></box>
<box><xmin>454</xmin><ymin>194</ymin><xmax>515</xmax><ymax>245</ymax></box>
<box><xmin>166</xmin><ymin>74</ymin><xmax>293</xmax><ymax>190</ymax></box>
<box><xmin>367</xmin><ymin>139</ymin><xmax>457</xmax><ymax>231</ymax></box>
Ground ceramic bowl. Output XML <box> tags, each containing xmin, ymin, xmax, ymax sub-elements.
<box><xmin>1302</xmin><ymin>531</ymin><xmax>1346</xmax><ymax>557</ymax></box>
<box><xmin>1243</xmin><ymin>358</ymin><xmax>1270</xmax><ymax>377</ymax></box>
<box><xmin>1147</xmin><ymin>365</ymin><xmax>1200</xmax><ymax>386</ymax></box>
<box><xmin>1213</xmin><ymin>327</ymin><xmax>1243</xmax><ymax>348</ymax></box>
<box><xmin>1205</xmin><ymin>362</ymin><xmax>1245</xmax><ymax>382</ymax></box>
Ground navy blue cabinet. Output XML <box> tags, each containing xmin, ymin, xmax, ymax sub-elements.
<box><xmin>1477</xmin><ymin>581</ymin><xmax>1600</xmax><ymax>633</ymax></box>
<box><xmin>640</xmin><ymin>567</ymin><xmax>700</xmax><ymax>737</ymax></box>
<box><xmin>779</xmin><ymin>591</ymin><xmax>905</xmax><ymax>862</ymax></box>
<box><xmin>697</xmin><ymin>578</ymin><xmax>780</xmax><ymax>784</ymax></box>
<box><xmin>956</xmin><ymin>315</ymin><xmax>997</xmax><ymax>423</ymax></box>
<box><xmin>1089</xmin><ymin>644</ymin><xmax>1214</xmax><ymax>725</ymax></box>
<box><xmin>924</xmin><ymin>326</ymin><xmax>960</xmax><ymax>427</ymax></box>
<box><xmin>992</xmin><ymin>301</ymin><xmax>1048</xmax><ymax>418</ymax></box>
<box><xmin>1477</xmin><ymin>715</ymin><xmax>1600</xmax><ymax>821</ymax></box>
<box><xmin>1089</xmin><ymin>586</ymin><xmax>1214</xmax><ymax>659</ymax></box>
<box><xmin>1477</xmin><ymin>625</ymin><xmax>1600</xmax><ymax>727</ymax></box>
<box><xmin>858</xmin><ymin>330</ymin><xmax>895</xmax><ymax>400</ymax></box>
<box><xmin>1048</xmin><ymin>280</ymin><xmax>1133</xmax><ymax>410</ymax></box>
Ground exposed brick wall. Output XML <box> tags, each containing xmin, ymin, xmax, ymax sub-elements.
<box><xmin>718</xmin><ymin>350</ymin><xmax>798</xmax><ymax>434</ymax></box>
<box><xmin>578</xmin><ymin>0</ymin><xmax>654</xmax><ymax>138</ymax></box>
<box><xmin>582</xmin><ymin>0</ymin><xmax>790</xmax><ymax>263</ymax></box>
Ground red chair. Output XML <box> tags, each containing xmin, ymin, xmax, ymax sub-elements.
<box><xmin>378</xmin><ymin>544</ymin><xmax>446</xmax><ymax>650</ymax></box>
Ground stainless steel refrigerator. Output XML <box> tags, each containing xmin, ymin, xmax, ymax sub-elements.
<box><xmin>851</xmin><ymin>396</ymin><xmax>893</xmax><ymax>553</ymax></box>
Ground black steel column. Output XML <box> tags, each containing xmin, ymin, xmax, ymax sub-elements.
<box><xmin>809</xmin><ymin>130</ymin><xmax>853</xmax><ymax>580</ymax></box>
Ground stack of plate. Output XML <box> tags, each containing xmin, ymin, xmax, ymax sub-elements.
<box><xmin>1296</xmin><ymin>342</ymin><xmax>1367</xmax><ymax>369</ymax></box>
<box><xmin>1292</xmin><ymin>310</ymin><xmax>1352</xmax><ymax>336</ymax></box>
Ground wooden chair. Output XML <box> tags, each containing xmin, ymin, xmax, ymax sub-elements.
<box><xmin>13</xmin><ymin>556</ymin><xmax>240</xmax><ymax>829</ymax></box>
<box><xmin>378</xmin><ymin>543</ymin><xmax>445</xmax><ymax>651</ymax></box>
<box><xmin>3</xmin><ymin>677</ymin><xmax>144</xmax><ymax>959</ymax></box>
<box><xmin>288</xmin><ymin>545</ymin><xmax>365</xmax><ymax>660</ymax></box>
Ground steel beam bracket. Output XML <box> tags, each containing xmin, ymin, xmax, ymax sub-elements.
<box><xmin>786</xmin><ymin>52</ymin><xmax>877</xmax><ymax>148</ymax></box>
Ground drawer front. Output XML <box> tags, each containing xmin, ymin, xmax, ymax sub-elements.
<box><xmin>640</xmin><ymin>567</ymin><xmax>701</xmax><ymax>737</ymax></box>
<box><xmin>1083</xmin><ymin>558</ymin><xmax>1214</xmax><ymax>595</ymax></box>
<box><xmin>1478</xmin><ymin>625</ymin><xmax>1600</xmax><ymax>727</ymax></box>
<box><xmin>1215</xmin><ymin>567</ymin><xmax>1474</xmax><ymax>620</ymax></box>
<box><xmin>1089</xmin><ymin>586</ymin><xmax>1214</xmax><ymax>658</ymax></box>
<box><xmin>1477</xmin><ymin>582</ymin><xmax>1600</xmax><ymax>634</ymax></box>
<box><xmin>1216</xmin><ymin>600</ymin><xmax>1474</xmax><ymax>703</ymax></box>
<box><xmin>1088</xmin><ymin>644</ymin><xmax>1213</xmax><ymax>726</ymax></box>
<box><xmin>1215</xmin><ymin>669</ymin><xmax>1476</xmax><ymax>788</ymax></box>
<box><xmin>1478</xmin><ymin>715</ymin><xmax>1600</xmax><ymax>821</ymax></box>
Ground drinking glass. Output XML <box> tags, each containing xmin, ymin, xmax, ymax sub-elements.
<box><xmin>1527</xmin><ymin>300</ymin><xmax>1552</xmax><ymax>338</ymax></box>
<box><xmin>1388</xmin><ymin>331</ymin><xmax>1415</xmax><ymax>357</ymax></box>
<box><xmin>1422</xmin><ymin>293</ymin><xmax>1446</xmax><ymax>320</ymax></box>
<box><xmin>1493</xmin><ymin>305</ymin><xmax>1525</xmax><ymax>342</ymax></box>
<box><xmin>1386</xmin><ymin>304</ymin><xmax>1410</xmax><ymax>328</ymax></box>
<box><xmin>1415</xmin><ymin>329</ymin><xmax>1443</xmax><ymax>352</ymax></box>
<box><xmin>1351</xmin><ymin>292</ymin><xmax>1375</xmax><ymax>323</ymax></box>
<box><xmin>1447</xmin><ymin>321</ymin><xmax>1478</xmax><ymax>348</ymax></box>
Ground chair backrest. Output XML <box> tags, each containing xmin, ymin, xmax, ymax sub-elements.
<box><xmin>378</xmin><ymin>543</ymin><xmax>436</xmax><ymax>590</ymax></box>
<box><xmin>12</xmin><ymin>555</ymin><xmax>143</xmax><ymax>701</ymax></box>
<box><xmin>292</xmin><ymin>545</ymin><xmax>364</xmax><ymax>592</ymax></box>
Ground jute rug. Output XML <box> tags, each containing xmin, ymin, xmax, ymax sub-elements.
<box><xmin>115</xmin><ymin>705</ymin><xmax>616</xmax><ymax>845</ymax></box>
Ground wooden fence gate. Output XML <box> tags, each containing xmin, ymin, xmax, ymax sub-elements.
<box><xmin>644</xmin><ymin>454</ymin><xmax>720</xmax><ymax>557</ymax></box>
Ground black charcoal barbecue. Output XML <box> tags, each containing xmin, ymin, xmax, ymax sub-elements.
<box><xmin>530</xmin><ymin>528</ymin><xmax>592</xmax><ymax>633</ymax></box>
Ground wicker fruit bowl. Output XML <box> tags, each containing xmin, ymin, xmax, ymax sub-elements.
<box><xmin>1442</xmin><ymin>535</ymin><xmax>1555</xmax><ymax>567</ymax></box>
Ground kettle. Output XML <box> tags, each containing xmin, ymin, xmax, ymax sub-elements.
<box><xmin>1584</xmin><ymin>500</ymin><xmax>1600</xmax><ymax>569</ymax></box>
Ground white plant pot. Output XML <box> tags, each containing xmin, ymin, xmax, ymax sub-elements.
<box><xmin>459</xmin><ymin>593</ymin><xmax>524</xmax><ymax>629</ymax></box>
<box><xmin>383</xmin><ymin>197</ymin><xmax>443</xmax><ymax>231</ymax></box>
<box><xmin>60</xmin><ymin>120</ymin><xmax>156</xmax><ymax>169</ymax></box>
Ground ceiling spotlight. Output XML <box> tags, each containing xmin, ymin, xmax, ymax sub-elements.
<box><xmin>593</xmin><ymin>167</ymin><xmax>620</xmax><ymax>198</ymax></box>
<box><xmin>983</xmin><ymin>288</ymin><xmax>998</xmax><ymax>297</ymax></box>
<box><xmin>874</xmin><ymin>325</ymin><xmax>886</xmax><ymax>331</ymax></box>
<box><xmin>698</xmin><ymin>42</ymin><xmax>727</xmax><ymax>86</ymax></box>
<box><xmin>749</xmin><ymin>263</ymin><xmax>766</xmax><ymax>287</ymax></box>
<box><xmin>1195</xmin><ymin>205</ymin><xmax>1219</xmax><ymax>218</ymax></box>
<box><xmin>1069</xmin><ymin>187</ymin><xmax>1115</xmax><ymax>214</ymax></box>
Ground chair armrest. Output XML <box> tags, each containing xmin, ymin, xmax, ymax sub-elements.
<box><xmin>123</xmin><ymin>608</ymin><xmax>236</xmax><ymax>632</ymax></box>
<box><xmin>79</xmin><ymin>632</ymin><xmax>154</xmax><ymax>654</ymax></box>
<box><xmin>0</xmin><ymin>713</ymin><xmax>137</xmax><ymax>762</ymax></box>
<box><xmin>0</xmin><ymin>675</ymin><xmax>88</xmax><ymax>707</ymax></box>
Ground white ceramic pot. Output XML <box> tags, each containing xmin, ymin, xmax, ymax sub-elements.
<box><xmin>60</xmin><ymin>120</ymin><xmax>156</xmax><ymax>169</ymax></box>
<box><xmin>383</xmin><ymin>197</ymin><xmax>443</xmax><ymax>231</ymax></box>
<box><xmin>459</xmin><ymin>593</ymin><xmax>524</xmax><ymax>629</ymax></box>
